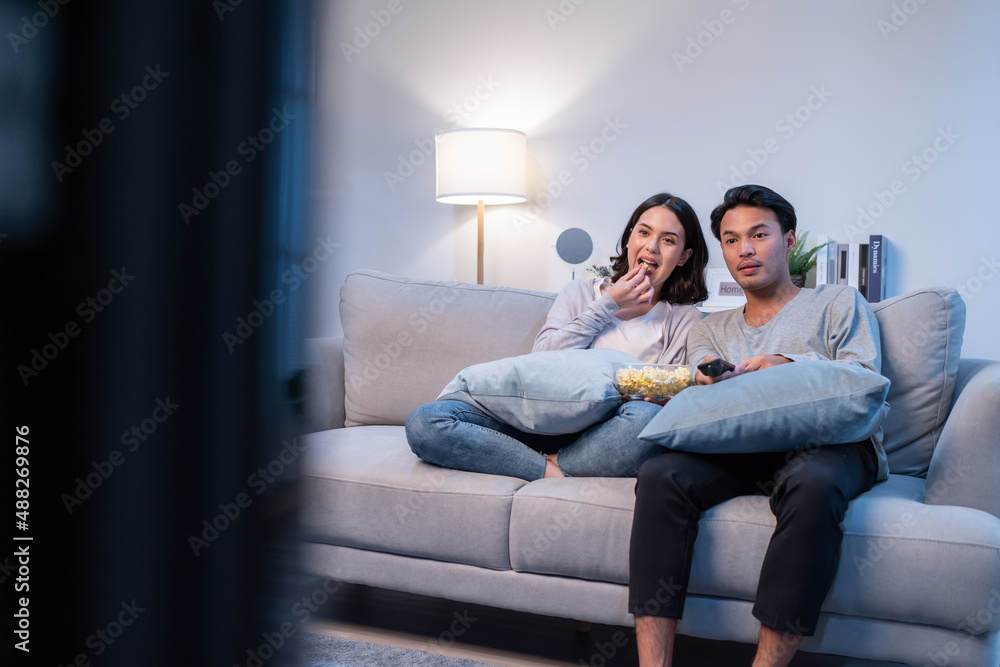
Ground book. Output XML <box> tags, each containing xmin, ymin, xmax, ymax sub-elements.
<box><xmin>868</xmin><ymin>235</ymin><xmax>887</xmax><ymax>302</ymax></box>
<box><xmin>815</xmin><ymin>235</ymin><xmax>836</xmax><ymax>286</ymax></box>
<box><xmin>858</xmin><ymin>243</ymin><xmax>869</xmax><ymax>300</ymax></box>
<box><xmin>838</xmin><ymin>244</ymin><xmax>849</xmax><ymax>285</ymax></box>
<box><xmin>847</xmin><ymin>243</ymin><xmax>860</xmax><ymax>291</ymax></box>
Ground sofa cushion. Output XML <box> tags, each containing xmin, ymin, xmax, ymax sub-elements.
<box><xmin>509</xmin><ymin>477</ymin><xmax>637</xmax><ymax>583</ymax></box>
<box><xmin>510</xmin><ymin>474</ymin><xmax>1000</xmax><ymax>634</ymax></box>
<box><xmin>873</xmin><ymin>288</ymin><xmax>965</xmax><ymax>476</ymax></box>
<box><xmin>340</xmin><ymin>270</ymin><xmax>556</xmax><ymax>427</ymax></box>
<box><xmin>637</xmin><ymin>360</ymin><xmax>890</xmax><ymax>454</ymax></box>
<box><xmin>301</xmin><ymin>425</ymin><xmax>527</xmax><ymax>570</ymax></box>
<box><xmin>437</xmin><ymin>348</ymin><xmax>639</xmax><ymax>435</ymax></box>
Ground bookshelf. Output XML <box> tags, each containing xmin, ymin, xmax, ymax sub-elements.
<box><xmin>815</xmin><ymin>234</ymin><xmax>887</xmax><ymax>303</ymax></box>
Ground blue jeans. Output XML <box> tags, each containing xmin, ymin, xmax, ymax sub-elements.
<box><xmin>404</xmin><ymin>399</ymin><xmax>663</xmax><ymax>481</ymax></box>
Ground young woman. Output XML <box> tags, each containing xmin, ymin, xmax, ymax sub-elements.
<box><xmin>405</xmin><ymin>192</ymin><xmax>709</xmax><ymax>481</ymax></box>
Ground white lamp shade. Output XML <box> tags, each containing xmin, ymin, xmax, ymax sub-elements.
<box><xmin>435</xmin><ymin>128</ymin><xmax>527</xmax><ymax>205</ymax></box>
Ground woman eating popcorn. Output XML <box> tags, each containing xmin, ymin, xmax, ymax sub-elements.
<box><xmin>405</xmin><ymin>192</ymin><xmax>710</xmax><ymax>480</ymax></box>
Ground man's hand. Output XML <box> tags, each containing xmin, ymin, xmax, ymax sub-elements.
<box><xmin>695</xmin><ymin>355</ymin><xmax>736</xmax><ymax>385</ymax></box>
<box><xmin>741</xmin><ymin>354</ymin><xmax>793</xmax><ymax>372</ymax></box>
<box><xmin>695</xmin><ymin>354</ymin><xmax>792</xmax><ymax>384</ymax></box>
<box><xmin>605</xmin><ymin>265</ymin><xmax>654</xmax><ymax>310</ymax></box>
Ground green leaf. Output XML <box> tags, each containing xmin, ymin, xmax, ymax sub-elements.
<box><xmin>787</xmin><ymin>231</ymin><xmax>832</xmax><ymax>276</ymax></box>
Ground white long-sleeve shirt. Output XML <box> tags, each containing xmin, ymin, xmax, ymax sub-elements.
<box><xmin>533</xmin><ymin>278</ymin><xmax>702</xmax><ymax>364</ymax></box>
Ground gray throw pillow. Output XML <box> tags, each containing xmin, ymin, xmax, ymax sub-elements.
<box><xmin>638</xmin><ymin>360</ymin><xmax>890</xmax><ymax>453</ymax></box>
<box><xmin>437</xmin><ymin>348</ymin><xmax>640</xmax><ymax>435</ymax></box>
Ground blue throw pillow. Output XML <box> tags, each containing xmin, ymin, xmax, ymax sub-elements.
<box><xmin>638</xmin><ymin>360</ymin><xmax>890</xmax><ymax>453</ymax></box>
<box><xmin>437</xmin><ymin>348</ymin><xmax>640</xmax><ymax>435</ymax></box>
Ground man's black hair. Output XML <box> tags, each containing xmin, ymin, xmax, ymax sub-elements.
<box><xmin>709</xmin><ymin>184</ymin><xmax>796</xmax><ymax>240</ymax></box>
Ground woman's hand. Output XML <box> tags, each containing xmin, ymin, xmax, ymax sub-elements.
<box><xmin>605</xmin><ymin>265</ymin><xmax>654</xmax><ymax>310</ymax></box>
<box><xmin>622</xmin><ymin>394</ymin><xmax>670</xmax><ymax>406</ymax></box>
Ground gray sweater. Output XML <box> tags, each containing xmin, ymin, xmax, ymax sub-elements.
<box><xmin>533</xmin><ymin>278</ymin><xmax>702</xmax><ymax>365</ymax></box>
<box><xmin>687</xmin><ymin>283</ymin><xmax>889</xmax><ymax>481</ymax></box>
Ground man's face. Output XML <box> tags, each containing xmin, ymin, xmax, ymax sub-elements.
<box><xmin>719</xmin><ymin>206</ymin><xmax>795</xmax><ymax>292</ymax></box>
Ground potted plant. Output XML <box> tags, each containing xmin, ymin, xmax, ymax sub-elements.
<box><xmin>587</xmin><ymin>265</ymin><xmax>612</xmax><ymax>279</ymax></box>
<box><xmin>788</xmin><ymin>231</ymin><xmax>831</xmax><ymax>288</ymax></box>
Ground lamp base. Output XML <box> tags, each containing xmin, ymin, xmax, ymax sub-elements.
<box><xmin>477</xmin><ymin>200</ymin><xmax>484</xmax><ymax>285</ymax></box>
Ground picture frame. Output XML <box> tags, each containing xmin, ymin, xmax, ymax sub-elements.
<box><xmin>699</xmin><ymin>268</ymin><xmax>746</xmax><ymax>313</ymax></box>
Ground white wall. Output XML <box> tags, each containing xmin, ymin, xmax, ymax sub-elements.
<box><xmin>310</xmin><ymin>0</ymin><xmax>1000</xmax><ymax>359</ymax></box>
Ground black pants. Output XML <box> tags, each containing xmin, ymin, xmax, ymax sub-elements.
<box><xmin>628</xmin><ymin>440</ymin><xmax>877</xmax><ymax>636</ymax></box>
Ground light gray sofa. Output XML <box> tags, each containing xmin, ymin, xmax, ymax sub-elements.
<box><xmin>302</xmin><ymin>269</ymin><xmax>1000</xmax><ymax>666</ymax></box>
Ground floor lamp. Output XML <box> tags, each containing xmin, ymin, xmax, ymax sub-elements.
<box><xmin>435</xmin><ymin>128</ymin><xmax>527</xmax><ymax>285</ymax></box>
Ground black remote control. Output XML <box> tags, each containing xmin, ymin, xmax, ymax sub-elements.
<box><xmin>698</xmin><ymin>357</ymin><xmax>736</xmax><ymax>377</ymax></box>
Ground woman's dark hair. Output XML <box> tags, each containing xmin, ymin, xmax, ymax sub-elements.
<box><xmin>608</xmin><ymin>193</ymin><xmax>709</xmax><ymax>304</ymax></box>
<box><xmin>709</xmin><ymin>184</ymin><xmax>796</xmax><ymax>241</ymax></box>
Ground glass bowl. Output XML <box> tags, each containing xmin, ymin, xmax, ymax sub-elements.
<box><xmin>613</xmin><ymin>363</ymin><xmax>696</xmax><ymax>400</ymax></box>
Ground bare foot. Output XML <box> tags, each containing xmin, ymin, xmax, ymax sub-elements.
<box><xmin>543</xmin><ymin>454</ymin><xmax>564</xmax><ymax>478</ymax></box>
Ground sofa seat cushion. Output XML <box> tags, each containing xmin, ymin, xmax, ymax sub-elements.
<box><xmin>510</xmin><ymin>474</ymin><xmax>1000</xmax><ymax>633</ymax></box>
<box><xmin>509</xmin><ymin>477</ymin><xmax>637</xmax><ymax>583</ymax></box>
<box><xmin>301</xmin><ymin>426</ymin><xmax>527</xmax><ymax>570</ymax></box>
<box><xmin>831</xmin><ymin>476</ymin><xmax>1000</xmax><ymax>635</ymax></box>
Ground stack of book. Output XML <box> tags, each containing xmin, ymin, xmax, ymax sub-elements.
<box><xmin>815</xmin><ymin>234</ymin><xmax>887</xmax><ymax>303</ymax></box>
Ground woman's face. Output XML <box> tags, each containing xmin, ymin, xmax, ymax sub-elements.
<box><xmin>625</xmin><ymin>206</ymin><xmax>693</xmax><ymax>293</ymax></box>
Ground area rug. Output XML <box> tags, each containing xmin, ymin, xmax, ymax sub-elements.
<box><xmin>300</xmin><ymin>631</ymin><xmax>499</xmax><ymax>667</ymax></box>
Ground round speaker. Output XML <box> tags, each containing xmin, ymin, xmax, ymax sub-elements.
<box><xmin>555</xmin><ymin>228</ymin><xmax>593</xmax><ymax>265</ymax></box>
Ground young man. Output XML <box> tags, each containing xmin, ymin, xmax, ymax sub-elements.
<box><xmin>627</xmin><ymin>185</ymin><xmax>888</xmax><ymax>667</ymax></box>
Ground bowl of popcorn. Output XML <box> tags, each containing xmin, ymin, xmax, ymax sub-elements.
<box><xmin>613</xmin><ymin>363</ymin><xmax>696</xmax><ymax>400</ymax></box>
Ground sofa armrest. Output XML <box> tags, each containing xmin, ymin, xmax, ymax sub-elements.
<box><xmin>304</xmin><ymin>336</ymin><xmax>346</xmax><ymax>432</ymax></box>
<box><xmin>924</xmin><ymin>358</ymin><xmax>1000</xmax><ymax>518</ymax></box>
